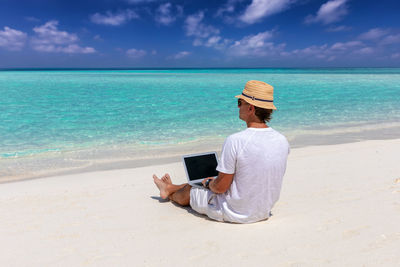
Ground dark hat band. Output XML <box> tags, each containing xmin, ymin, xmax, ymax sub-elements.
<box><xmin>242</xmin><ymin>93</ymin><xmax>273</xmax><ymax>103</ymax></box>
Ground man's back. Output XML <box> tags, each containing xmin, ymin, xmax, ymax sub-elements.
<box><xmin>216</xmin><ymin>127</ymin><xmax>290</xmax><ymax>223</ymax></box>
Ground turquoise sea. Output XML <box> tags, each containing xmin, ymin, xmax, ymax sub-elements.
<box><xmin>1</xmin><ymin>68</ymin><xmax>400</xmax><ymax>180</ymax></box>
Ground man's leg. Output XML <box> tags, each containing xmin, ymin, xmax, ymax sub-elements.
<box><xmin>153</xmin><ymin>174</ymin><xmax>192</xmax><ymax>206</ymax></box>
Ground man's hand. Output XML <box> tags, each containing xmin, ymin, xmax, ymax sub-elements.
<box><xmin>201</xmin><ymin>172</ymin><xmax>234</xmax><ymax>194</ymax></box>
<box><xmin>202</xmin><ymin>177</ymin><xmax>214</xmax><ymax>188</ymax></box>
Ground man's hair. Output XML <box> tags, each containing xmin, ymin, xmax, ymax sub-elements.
<box><xmin>254</xmin><ymin>106</ymin><xmax>273</xmax><ymax>122</ymax></box>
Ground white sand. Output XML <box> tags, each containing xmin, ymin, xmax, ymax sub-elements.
<box><xmin>1</xmin><ymin>139</ymin><xmax>400</xmax><ymax>266</ymax></box>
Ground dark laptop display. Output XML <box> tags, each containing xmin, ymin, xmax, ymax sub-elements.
<box><xmin>183</xmin><ymin>153</ymin><xmax>219</xmax><ymax>181</ymax></box>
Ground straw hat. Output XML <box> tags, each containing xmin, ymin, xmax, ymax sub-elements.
<box><xmin>235</xmin><ymin>80</ymin><xmax>277</xmax><ymax>110</ymax></box>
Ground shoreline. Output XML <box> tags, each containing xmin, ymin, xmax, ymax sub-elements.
<box><xmin>1</xmin><ymin>122</ymin><xmax>400</xmax><ymax>183</ymax></box>
<box><xmin>1</xmin><ymin>138</ymin><xmax>399</xmax><ymax>266</ymax></box>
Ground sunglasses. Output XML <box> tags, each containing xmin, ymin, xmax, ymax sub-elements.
<box><xmin>238</xmin><ymin>98</ymin><xmax>246</xmax><ymax>107</ymax></box>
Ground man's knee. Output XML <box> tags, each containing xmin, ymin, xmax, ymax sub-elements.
<box><xmin>171</xmin><ymin>184</ymin><xmax>191</xmax><ymax>206</ymax></box>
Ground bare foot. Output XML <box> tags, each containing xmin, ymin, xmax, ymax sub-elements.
<box><xmin>153</xmin><ymin>174</ymin><xmax>170</xmax><ymax>199</ymax></box>
<box><xmin>161</xmin><ymin>173</ymin><xmax>172</xmax><ymax>184</ymax></box>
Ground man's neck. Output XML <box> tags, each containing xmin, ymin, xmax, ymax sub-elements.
<box><xmin>246</xmin><ymin>121</ymin><xmax>268</xmax><ymax>128</ymax></box>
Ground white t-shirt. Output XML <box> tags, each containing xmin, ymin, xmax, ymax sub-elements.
<box><xmin>214</xmin><ymin>127</ymin><xmax>289</xmax><ymax>223</ymax></box>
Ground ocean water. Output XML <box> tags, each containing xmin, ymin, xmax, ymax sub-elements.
<box><xmin>1</xmin><ymin>68</ymin><xmax>400</xmax><ymax>179</ymax></box>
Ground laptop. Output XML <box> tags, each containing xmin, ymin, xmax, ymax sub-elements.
<box><xmin>182</xmin><ymin>152</ymin><xmax>219</xmax><ymax>187</ymax></box>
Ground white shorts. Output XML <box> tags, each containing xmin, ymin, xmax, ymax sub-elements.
<box><xmin>190</xmin><ymin>187</ymin><xmax>223</xmax><ymax>221</ymax></box>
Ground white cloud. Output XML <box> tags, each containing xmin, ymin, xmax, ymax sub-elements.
<box><xmin>381</xmin><ymin>34</ymin><xmax>400</xmax><ymax>45</ymax></box>
<box><xmin>60</xmin><ymin>44</ymin><xmax>96</xmax><ymax>54</ymax></box>
<box><xmin>184</xmin><ymin>12</ymin><xmax>220</xmax><ymax>39</ymax></box>
<box><xmin>0</xmin><ymin>26</ymin><xmax>27</xmax><ymax>51</ymax></box>
<box><xmin>205</xmin><ymin>36</ymin><xmax>222</xmax><ymax>47</ymax></box>
<box><xmin>155</xmin><ymin>3</ymin><xmax>183</xmax><ymax>26</ymax></box>
<box><xmin>184</xmin><ymin>11</ymin><xmax>226</xmax><ymax>48</ymax></box>
<box><xmin>90</xmin><ymin>9</ymin><xmax>139</xmax><ymax>26</ymax></box>
<box><xmin>289</xmin><ymin>40</ymin><xmax>369</xmax><ymax>60</ymax></box>
<box><xmin>354</xmin><ymin>47</ymin><xmax>374</xmax><ymax>55</ymax></box>
<box><xmin>94</xmin><ymin>34</ymin><xmax>103</xmax><ymax>41</ymax></box>
<box><xmin>192</xmin><ymin>38</ymin><xmax>203</xmax><ymax>46</ymax></box>
<box><xmin>228</xmin><ymin>31</ymin><xmax>283</xmax><ymax>57</ymax></box>
<box><xmin>305</xmin><ymin>0</ymin><xmax>348</xmax><ymax>25</ymax></box>
<box><xmin>216</xmin><ymin>0</ymin><xmax>238</xmax><ymax>17</ymax></box>
<box><xmin>240</xmin><ymin>0</ymin><xmax>293</xmax><ymax>24</ymax></box>
<box><xmin>31</xmin><ymin>21</ymin><xmax>95</xmax><ymax>54</ymax></box>
<box><xmin>391</xmin><ymin>53</ymin><xmax>400</xmax><ymax>59</ymax></box>
<box><xmin>331</xmin><ymin>41</ymin><xmax>363</xmax><ymax>50</ymax></box>
<box><xmin>33</xmin><ymin>21</ymin><xmax>78</xmax><ymax>44</ymax></box>
<box><xmin>216</xmin><ymin>0</ymin><xmax>245</xmax><ymax>23</ymax></box>
<box><xmin>291</xmin><ymin>44</ymin><xmax>329</xmax><ymax>57</ymax></box>
<box><xmin>357</xmin><ymin>28</ymin><xmax>400</xmax><ymax>46</ymax></box>
<box><xmin>326</xmin><ymin>25</ymin><xmax>351</xmax><ymax>32</ymax></box>
<box><xmin>31</xmin><ymin>44</ymin><xmax>95</xmax><ymax>54</ymax></box>
<box><xmin>172</xmin><ymin>51</ymin><xmax>190</xmax><ymax>59</ymax></box>
<box><xmin>359</xmin><ymin>28</ymin><xmax>390</xmax><ymax>40</ymax></box>
<box><xmin>126</xmin><ymin>48</ymin><xmax>147</xmax><ymax>58</ymax></box>
<box><xmin>290</xmin><ymin>45</ymin><xmax>339</xmax><ymax>61</ymax></box>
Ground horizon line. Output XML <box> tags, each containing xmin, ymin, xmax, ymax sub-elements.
<box><xmin>1</xmin><ymin>66</ymin><xmax>400</xmax><ymax>71</ymax></box>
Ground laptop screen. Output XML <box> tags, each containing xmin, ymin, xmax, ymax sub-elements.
<box><xmin>183</xmin><ymin>153</ymin><xmax>218</xmax><ymax>181</ymax></box>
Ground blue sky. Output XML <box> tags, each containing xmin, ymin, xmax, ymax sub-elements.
<box><xmin>0</xmin><ymin>0</ymin><xmax>399</xmax><ymax>68</ymax></box>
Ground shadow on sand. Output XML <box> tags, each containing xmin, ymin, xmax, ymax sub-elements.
<box><xmin>150</xmin><ymin>196</ymin><xmax>214</xmax><ymax>221</ymax></box>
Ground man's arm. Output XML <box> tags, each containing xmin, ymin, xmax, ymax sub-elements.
<box><xmin>202</xmin><ymin>172</ymin><xmax>234</xmax><ymax>194</ymax></box>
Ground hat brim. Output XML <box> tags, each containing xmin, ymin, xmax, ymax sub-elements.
<box><xmin>235</xmin><ymin>95</ymin><xmax>277</xmax><ymax>110</ymax></box>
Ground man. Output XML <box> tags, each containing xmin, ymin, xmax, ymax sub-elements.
<box><xmin>153</xmin><ymin>80</ymin><xmax>289</xmax><ymax>223</ymax></box>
